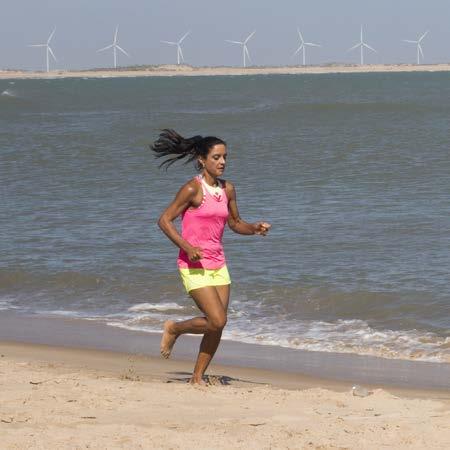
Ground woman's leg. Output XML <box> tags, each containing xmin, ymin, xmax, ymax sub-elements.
<box><xmin>160</xmin><ymin>285</ymin><xmax>227</xmax><ymax>359</ymax></box>
<box><xmin>191</xmin><ymin>284</ymin><xmax>230</xmax><ymax>381</ymax></box>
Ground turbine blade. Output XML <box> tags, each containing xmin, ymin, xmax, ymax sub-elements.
<box><xmin>178</xmin><ymin>45</ymin><xmax>184</xmax><ymax>61</ymax></box>
<box><xmin>419</xmin><ymin>30</ymin><xmax>429</xmax><ymax>42</ymax></box>
<box><xmin>305</xmin><ymin>42</ymin><xmax>321</xmax><ymax>47</ymax></box>
<box><xmin>418</xmin><ymin>44</ymin><xmax>424</xmax><ymax>58</ymax></box>
<box><xmin>161</xmin><ymin>41</ymin><xmax>177</xmax><ymax>45</ymax></box>
<box><xmin>179</xmin><ymin>30</ymin><xmax>190</xmax><ymax>43</ymax></box>
<box><xmin>292</xmin><ymin>45</ymin><xmax>303</xmax><ymax>56</ymax></box>
<box><xmin>97</xmin><ymin>44</ymin><xmax>113</xmax><ymax>52</ymax></box>
<box><xmin>28</xmin><ymin>44</ymin><xmax>46</xmax><ymax>47</ymax></box>
<box><xmin>114</xmin><ymin>26</ymin><xmax>119</xmax><ymax>43</ymax></box>
<box><xmin>116</xmin><ymin>45</ymin><xmax>130</xmax><ymax>57</ymax></box>
<box><xmin>48</xmin><ymin>46</ymin><xmax>57</xmax><ymax>61</ymax></box>
<box><xmin>297</xmin><ymin>29</ymin><xmax>304</xmax><ymax>43</ymax></box>
<box><xmin>403</xmin><ymin>40</ymin><xmax>417</xmax><ymax>43</ymax></box>
<box><xmin>364</xmin><ymin>43</ymin><xmax>377</xmax><ymax>52</ymax></box>
<box><xmin>360</xmin><ymin>25</ymin><xmax>363</xmax><ymax>41</ymax></box>
<box><xmin>225</xmin><ymin>40</ymin><xmax>242</xmax><ymax>45</ymax></box>
<box><xmin>347</xmin><ymin>43</ymin><xmax>360</xmax><ymax>52</ymax></box>
<box><xmin>244</xmin><ymin>45</ymin><xmax>251</xmax><ymax>63</ymax></box>
<box><xmin>47</xmin><ymin>28</ymin><xmax>56</xmax><ymax>44</ymax></box>
<box><xmin>244</xmin><ymin>30</ymin><xmax>256</xmax><ymax>44</ymax></box>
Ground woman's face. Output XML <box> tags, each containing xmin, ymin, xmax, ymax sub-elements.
<box><xmin>200</xmin><ymin>144</ymin><xmax>227</xmax><ymax>177</ymax></box>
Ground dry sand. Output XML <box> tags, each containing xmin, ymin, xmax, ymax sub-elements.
<box><xmin>2</xmin><ymin>63</ymin><xmax>450</xmax><ymax>80</ymax></box>
<box><xmin>1</xmin><ymin>341</ymin><xmax>449</xmax><ymax>449</ymax></box>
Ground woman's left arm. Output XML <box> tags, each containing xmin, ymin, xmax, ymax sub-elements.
<box><xmin>226</xmin><ymin>181</ymin><xmax>271</xmax><ymax>236</ymax></box>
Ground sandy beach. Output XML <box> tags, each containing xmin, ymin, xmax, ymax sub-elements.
<box><xmin>2</xmin><ymin>63</ymin><xmax>450</xmax><ymax>80</ymax></box>
<box><xmin>1</xmin><ymin>340</ymin><xmax>449</xmax><ymax>450</ymax></box>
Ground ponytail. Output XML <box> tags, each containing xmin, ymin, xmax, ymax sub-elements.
<box><xmin>151</xmin><ymin>129</ymin><xmax>226</xmax><ymax>170</ymax></box>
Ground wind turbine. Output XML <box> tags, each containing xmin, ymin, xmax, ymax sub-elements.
<box><xmin>403</xmin><ymin>31</ymin><xmax>429</xmax><ymax>64</ymax></box>
<box><xmin>97</xmin><ymin>26</ymin><xmax>130</xmax><ymax>69</ymax></box>
<box><xmin>292</xmin><ymin>29</ymin><xmax>321</xmax><ymax>66</ymax></box>
<box><xmin>226</xmin><ymin>31</ymin><xmax>256</xmax><ymax>67</ymax></box>
<box><xmin>161</xmin><ymin>31</ymin><xmax>191</xmax><ymax>65</ymax></box>
<box><xmin>347</xmin><ymin>26</ymin><xmax>376</xmax><ymax>65</ymax></box>
<box><xmin>28</xmin><ymin>28</ymin><xmax>56</xmax><ymax>72</ymax></box>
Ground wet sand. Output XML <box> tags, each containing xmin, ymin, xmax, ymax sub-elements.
<box><xmin>1</xmin><ymin>311</ymin><xmax>449</xmax><ymax>391</ymax></box>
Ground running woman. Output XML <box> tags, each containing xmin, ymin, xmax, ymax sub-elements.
<box><xmin>152</xmin><ymin>129</ymin><xmax>271</xmax><ymax>385</ymax></box>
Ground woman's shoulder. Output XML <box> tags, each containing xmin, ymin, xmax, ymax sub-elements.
<box><xmin>186</xmin><ymin>175</ymin><xmax>202</xmax><ymax>186</ymax></box>
<box><xmin>220</xmin><ymin>178</ymin><xmax>235</xmax><ymax>195</ymax></box>
<box><xmin>176</xmin><ymin>177</ymin><xmax>202</xmax><ymax>197</ymax></box>
<box><xmin>218</xmin><ymin>177</ymin><xmax>231</xmax><ymax>186</ymax></box>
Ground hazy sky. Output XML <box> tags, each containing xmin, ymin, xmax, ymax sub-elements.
<box><xmin>2</xmin><ymin>0</ymin><xmax>450</xmax><ymax>70</ymax></box>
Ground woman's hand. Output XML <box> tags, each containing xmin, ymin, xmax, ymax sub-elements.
<box><xmin>186</xmin><ymin>246</ymin><xmax>203</xmax><ymax>262</ymax></box>
<box><xmin>253</xmin><ymin>222</ymin><xmax>271</xmax><ymax>236</ymax></box>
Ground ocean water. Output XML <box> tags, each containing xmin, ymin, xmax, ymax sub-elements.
<box><xmin>1</xmin><ymin>73</ymin><xmax>449</xmax><ymax>363</ymax></box>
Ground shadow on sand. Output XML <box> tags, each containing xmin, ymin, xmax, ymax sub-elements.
<box><xmin>165</xmin><ymin>371</ymin><xmax>267</xmax><ymax>387</ymax></box>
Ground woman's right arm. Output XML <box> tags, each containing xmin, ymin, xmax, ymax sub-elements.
<box><xmin>157</xmin><ymin>181</ymin><xmax>203</xmax><ymax>261</ymax></box>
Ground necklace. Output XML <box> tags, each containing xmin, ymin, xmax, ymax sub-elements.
<box><xmin>200</xmin><ymin>175</ymin><xmax>223</xmax><ymax>201</ymax></box>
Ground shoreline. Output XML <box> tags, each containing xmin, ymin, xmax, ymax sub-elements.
<box><xmin>3</xmin><ymin>63</ymin><xmax>450</xmax><ymax>80</ymax></box>
<box><xmin>1</xmin><ymin>311</ymin><xmax>449</xmax><ymax>391</ymax></box>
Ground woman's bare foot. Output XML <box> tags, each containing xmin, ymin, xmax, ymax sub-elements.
<box><xmin>160</xmin><ymin>320</ymin><xmax>178</xmax><ymax>359</ymax></box>
<box><xmin>189</xmin><ymin>375</ymin><xmax>207</xmax><ymax>386</ymax></box>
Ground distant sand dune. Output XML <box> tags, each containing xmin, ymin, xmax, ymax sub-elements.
<box><xmin>2</xmin><ymin>63</ymin><xmax>450</xmax><ymax>79</ymax></box>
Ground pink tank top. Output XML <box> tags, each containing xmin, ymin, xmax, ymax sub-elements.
<box><xmin>177</xmin><ymin>176</ymin><xmax>229</xmax><ymax>269</ymax></box>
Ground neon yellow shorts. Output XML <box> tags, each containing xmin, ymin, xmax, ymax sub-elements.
<box><xmin>179</xmin><ymin>266</ymin><xmax>231</xmax><ymax>293</ymax></box>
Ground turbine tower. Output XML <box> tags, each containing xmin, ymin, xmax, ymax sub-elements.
<box><xmin>226</xmin><ymin>31</ymin><xmax>256</xmax><ymax>67</ymax></box>
<box><xmin>97</xmin><ymin>26</ymin><xmax>130</xmax><ymax>69</ymax></box>
<box><xmin>347</xmin><ymin>26</ymin><xmax>376</xmax><ymax>65</ymax></box>
<box><xmin>292</xmin><ymin>29</ymin><xmax>321</xmax><ymax>66</ymax></box>
<box><xmin>29</xmin><ymin>28</ymin><xmax>56</xmax><ymax>72</ymax></box>
<box><xmin>403</xmin><ymin>31</ymin><xmax>429</xmax><ymax>65</ymax></box>
<box><xmin>161</xmin><ymin>31</ymin><xmax>191</xmax><ymax>65</ymax></box>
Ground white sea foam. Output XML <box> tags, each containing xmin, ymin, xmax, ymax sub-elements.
<box><xmin>46</xmin><ymin>309</ymin><xmax>86</xmax><ymax>317</ymax></box>
<box><xmin>15</xmin><ymin>301</ymin><xmax>449</xmax><ymax>363</ymax></box>
<box><xmin>1</xmin><ymin>89</ymin><xmax>16</xmax><ymax>97</ymax></box>
<box><xmin>105</xmin><ymin>320</ymin><xmax>205</xmax><ymax>338</ymax></box>
<box><xmin>128</xmin><ymin>302</ymin><xmax>185</xmax><ymax>312</ymax></box>
<box><xmin>0</xmin><ymin>297</ymin><xmax>19</xmax><ymax>311</ymax></box>
<box><xmin>127</xmin><ymin>312</ymin><xmax>171</xmax><ymax>322</ymax></box>
<box><xmin>98</xmin><ymin>308</ymin><xmax>450</xmax><ymax>363</ymax></box>
<box><xmin>106</xmin><ymin>310</ymin><xmax>193</xmax><ymax>331</ymax></box>
<box><xmin>101</xmin><ymin>315</ymin><xmax>449</xmax><ymax>362</ymax></box>
<box><xmin>222</xmin><ymin>319</ymin><xmax>450</xmax><ymax>363</ymax></box>
<box><xmin>106</xmin><ymin>321</ymin><xmax>161</xmax><ymax>334</ymax></box>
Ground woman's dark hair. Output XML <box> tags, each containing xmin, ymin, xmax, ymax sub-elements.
<box><xmin>151</xmin><ymin>129</ymin><xmax>226</xmax><ymax>170</ymax></box>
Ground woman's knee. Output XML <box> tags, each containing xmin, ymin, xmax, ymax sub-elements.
<box><xmin>207</xmin><ymin>314</ymin><xmax>227</xmax><ymax>332</ymax></box>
